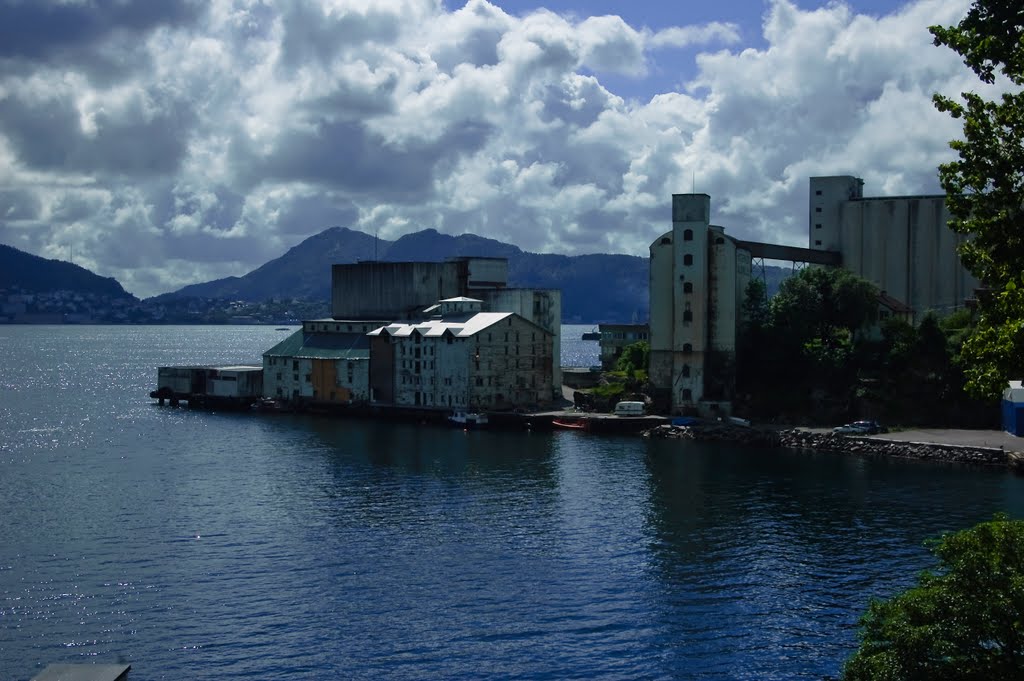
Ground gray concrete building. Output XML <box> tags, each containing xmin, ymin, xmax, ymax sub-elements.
<box><xmin>809</xmin><ymin>175</ymin><xmax>978</xmax><ymax>320</ymax></box>
<box><xmin>648</xmin><ymin>194</ymin><xmax>751</xmax><ymax>415</ymax></box>
<box><xmin>331</xmin><ymin>256</ymin><xmax>561</xmax><ymax>395</ymax></box>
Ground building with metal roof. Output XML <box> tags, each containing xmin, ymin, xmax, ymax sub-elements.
<box><xmin>263</xmin><ymin>319</ymin><xmax>382</xmax><ymax>404</ymax></box>
<box><xmin>367</xmin><ymin>306</ymin><xmax>554</xmax><ymax>411</ymax></box>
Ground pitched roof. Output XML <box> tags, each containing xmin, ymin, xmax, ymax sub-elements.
<box><xmin>263</xmin><ymin>330</ymin><xmax>370</xmax><ymax>359</ymax></box>
<box><xmin>369</xmin><ymin>312</ymin><xmax>517</xmax><ymax>338</ymax></box>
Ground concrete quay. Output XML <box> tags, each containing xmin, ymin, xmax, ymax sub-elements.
<box><xmin>645</xmin><ymin>421</ymin><xmax>1024</xmax><ymax>471</ymax></box>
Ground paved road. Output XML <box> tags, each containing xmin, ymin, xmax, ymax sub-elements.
<box><xmin>869</xmin><ymin>428</ymin><xmax>1023</xmax><ymax>452</ymax></box>
<box><xmin>804</xmin><ymin>426</ymin><xmax>1024</xmax><ymax>452</ymax></box>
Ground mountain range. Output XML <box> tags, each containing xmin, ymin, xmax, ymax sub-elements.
<box><xmin>5</xmin><ymin>228</ymin><xmax>793</xmax><ymax>323</ymax></box>
<box><xmin>1</xmin><ymin>244</ymin><xmax>135</xmax><ymax>300</ymax></box>
<box><xmin>151</xmin><ymin>227</ymin><xmax>652</xmax><ymax>323</ymax></box>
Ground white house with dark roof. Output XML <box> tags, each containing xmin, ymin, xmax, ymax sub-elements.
<box><xmin>368</xmin><ymin>297</ymin><xmax>554</xmax><ymax>410</ymax></box>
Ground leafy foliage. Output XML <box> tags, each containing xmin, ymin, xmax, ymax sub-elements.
<box><xmin>930</xmin><ymin>0</ymin><xmax>1024</xmax><ymax>398</ymax></box>
<box><xmin>842</xmin><ymin>514</ymin><xmax>1024</xmax><ymax>680</ymax></box>
<box><xmin>615</xmin><ymin>341</ymin><xmax>650</xmax><ymax>375</ymax></box>
<box><xmin>736</xmin><ymin>268</ymin><xmax>994</xmax><ymax>426</ymax></box>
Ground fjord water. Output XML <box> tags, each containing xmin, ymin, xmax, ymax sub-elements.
<box><xmin>2</xmin><ymin>326</ymin><xmax>1024</xmax><ymax>680</ymax></box>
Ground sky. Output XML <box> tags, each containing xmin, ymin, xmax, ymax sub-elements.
<box><xmin>0</xmin><ymin>0</ymin><xmax>992</xmax><ymax>298</ymax></box>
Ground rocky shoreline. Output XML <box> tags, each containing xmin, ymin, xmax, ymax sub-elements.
<box><xmin>643</xmin><ymin>423</ymin><xmax>1022</xmax><ymax>470</ymax></box>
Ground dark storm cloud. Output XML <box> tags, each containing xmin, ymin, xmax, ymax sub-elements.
<box><xmin>240</xmin><ymin>117</ymin><xmax>494</xmax><ymax>201</ymax></box>
<box><xmin>278</xmin><ymin>3</ymin><xmax>401</xmax><ymax>69</ymax></box>
<box><xmin>0</xmin><ymin>188</ymin><xmax>41</xmax><ymax>221</ymax></box>
<box><xmin>0</xmin><ymin>0</ymin><xmax>202</xmax><ymax>59</ymax></box>
<box><xmin>0</xmin><ymin>90</ymin><xmax>194</xmax><ymax>176</ymax></box>
<box><xmin>306</xmin><ymin>75</ymin><xmax>400</xmax><ymax>118</ymax></box>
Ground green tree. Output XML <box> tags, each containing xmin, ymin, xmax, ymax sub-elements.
<box><xmin>931</xmin><ymin>0</ymin><xmax>1024</xmax><ymax>399</ymax></box>
<box><xmin>842</xmin><ymin>514</ymin><xmax>1024</xmax><ymax>680</ymax></box>
<box><xmin>615</xmin><ymin>340</ymin><xmax>649</xmax><ymax>377</ymax></box>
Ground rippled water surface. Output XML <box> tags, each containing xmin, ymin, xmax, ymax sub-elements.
<box><xmin>2</xmin><ymin>326</ymin><xmax>1024</xmax><ymax>680</ymax></box>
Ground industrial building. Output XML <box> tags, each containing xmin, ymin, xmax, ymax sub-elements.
<box><xmin>262</xmin><ymin>320</ymin><xmax>384</xmax><ymax>403</ymax></box>
<box><xmin>367</xmin><ymin>296</ymin><xmax>555</xmax><ymax>411</ymax></box>
<box><xmin>648</xmin><ymin>194</ymin><xmax>752</xmax><ymax>415</ymax></box>
<box><xmin>331</xmin><ymin>256</ymin><xmax>561</xmax><ymax>395</ymax></box>
<box><xmin>809</xmin><ymin>175</ymin><xmax>978</xmax><ymax>320</ymax></box>
<box><xmin>646</xmin><ymin>176</ymin><xmax>976</xmax><ymax>416</ymax></box>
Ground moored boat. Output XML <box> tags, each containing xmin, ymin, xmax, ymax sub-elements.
<box><xmin>552</xmin><ymin>418</ymin><xmax>589</xmax><ymax>431</ymax></box>
<box><xmin>449</xmin><ymin>410</ymin><xmax>489</xmax><ymax>428</ymax></box>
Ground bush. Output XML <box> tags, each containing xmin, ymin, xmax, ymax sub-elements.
<box><xmin>842</xmin><ymin>514</ymin><xmax>1024</xmax><ymax>680</ymax></box>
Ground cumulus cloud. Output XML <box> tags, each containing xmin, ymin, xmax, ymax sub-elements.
<box><xmin>649</xmin><ymin>22</ymin><xmax>742</xmax><ymax>49</ymax></box>
<box><xmin>0</xmin><ymin>0</ymin><xmax>984</xmax><ymax>297</ymax></box>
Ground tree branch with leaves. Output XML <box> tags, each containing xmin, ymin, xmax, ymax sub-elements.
<box><xmin>931</xmin><ymin>0</ymin><xmax>1024</xmax><ymax>399</ymax></box>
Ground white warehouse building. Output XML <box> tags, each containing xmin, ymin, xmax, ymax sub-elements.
<box><xmin>368</xmin><ymin>297</ymin><xmax>555</xmax><ymax>411</ymax></box>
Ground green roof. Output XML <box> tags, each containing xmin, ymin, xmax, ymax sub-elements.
<box><xmin>264</xmin><ymin>330</ymin><xmax>370</xmax><ymax>360</ymax></box>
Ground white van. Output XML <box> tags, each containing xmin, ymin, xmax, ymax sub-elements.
<box><xmin>613</xmin><ymin>401</ymin><xmax>646</xmax><ymax>417</ymax></box>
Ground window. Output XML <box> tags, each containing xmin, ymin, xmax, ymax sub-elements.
<box><xmin>815</xmin><ymin>240</ymin><xmax>822</xmax><ymax>246</ymax></box>
<box><xmin>682</xmin><ymin>389</ymin><xmax>692</xmax><ymax>400</ymax></box>
<box><xmin>683</xmin><ymin>229</ymin><xmax>693</xmax><ymax>241</ymax></box>
<box><xmin>815</xmin><ymin>223</ymin><xmax>822</xmax><ymax>229</ymax></box>
<box><xmin>815</xmin><ymin>189</ymin><xmax>822</xmax><ymax>195</ymax></box>
<box><xmin>683</xmin><ymin>343</ymin><xmax>692</xmax><ymax>353</ymax></box>
<box><xmin>683</xmin><ymin>310</ymin><xmax>693</xmax><ymax>322</ymax></box>
<box><xmin>660</xmin><ymin>237</ymin><xmax>671</xmax><ymax>245</ymax></box>
<box><xmin>715</xmin><ymin>237</ymin><xmax>724</xmax><ymax>245</ymax></box>
<box><xmin>683</xmin><ymin>254</ymin><xmax>693</xmax><ymax>266</ymax></box>
<box><xmin>683</xmin><ymin>282</ymin><xmax>693</xmax><ymax>293</ymax></box>
<box><xmin>682</xmin><ymin>364</ymin><xmax>690</xmax><ymax>377</ymax></box>
<box><xmin>815</xmin><ymin>207</ymin><xmax>822</xmax><ymax>213</ymax></box>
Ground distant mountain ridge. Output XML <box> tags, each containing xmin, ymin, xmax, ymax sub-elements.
<box><xmin>3</xmin><ymin>229</ymin><xmax>793</xmax><ymax>323</ymax></box>
<box><xmin>154</xmin><ymin>227</ymin><xmax>652</xmax><ymax>322</ymax></box>
<box><xmin>0</xmin><ymin>244</ymin><xmax>135</xmax><ymax>300</ymax></box>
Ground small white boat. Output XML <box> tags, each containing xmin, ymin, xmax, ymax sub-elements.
<box><xmin>449</xmin><ymin>410</ymin><xmax>489</xmax><ymax>428</ymax></box>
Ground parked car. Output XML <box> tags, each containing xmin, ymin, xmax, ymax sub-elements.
<box><xmin>851</xmin><ymin>420</ymin><xmax>885</xmax><ymax>434</ymax></box>
<box><xmin>832</xmin><ymin>420</ymin><xmax>885</xmax><ymax>435</ymax></box>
